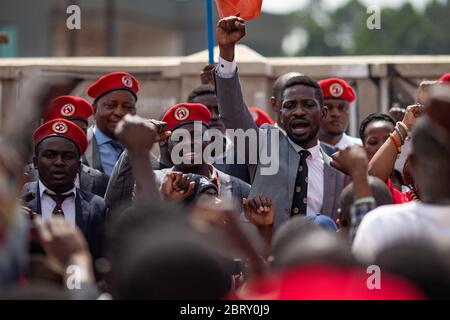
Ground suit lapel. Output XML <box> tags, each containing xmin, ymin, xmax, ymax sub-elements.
<box><xmin>75</xmin><ymin>190</ymin><xmax>90</xmax><ymax>235</ymax></box>
<box><xmin>287</xmin><ymin>143</ymin><xmax>299</xmax><ymax>209</ymax></box>
<box><xmin>25</xmin><ymin>182</ymin><xmax>41</xmax><ymax>215</ymax></box>
<box><xmin>217</xmin><ymin>170</ymin><xmax>233</xmax><ymax>201</ymax></box>
<box><xmin>84</xmin><ymin>127</ymin><xmax>104</xmax><ymax>173</ymax></box>
<box><xmin>321</xmin><ymin>148</ymin><xmax>337</xmax><ymax>216</ymax></box>
<box><xmin>273</xmin><ymin>139</ymin><xmax>299</xmax><ymax>226</ymax></box>
<box><xmin>79</xmin><ymin>165</ymin><xmax>94</xmax><ymax>194</ymax></box>
<box><xmin>91</xmin><ymin>138</ymin><xmax>103</xmax><ymax>173</ymax></box>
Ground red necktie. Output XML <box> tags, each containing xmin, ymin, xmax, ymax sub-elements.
<box><xmin>44</xmin><ymin>191</ymin><xmax>74</xmax><ymax>216</ymax></box>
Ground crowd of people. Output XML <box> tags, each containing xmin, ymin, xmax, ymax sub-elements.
<box><xmin>1</xmin><ymin>16</ymin><xmax>450</xmax><ymax>300</ymax></box>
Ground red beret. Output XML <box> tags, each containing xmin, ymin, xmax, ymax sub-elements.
<box><xmin>162</xmin><ymin>103</ymin><xmax>211</xmax><ymax>131</ymax></box>
<box><xmin>43</xmin><ymin>96</ymin><xmax>93</xmax><ymax>123</ymax></box>
<box><xmin>439</xmin><ymin>73</ymin><xmax>450</xmax><ymax>83</ymax></box>
<box><xmin>319</xmin><ymin>78</ymin><xmax>356</xmax><ymax>103</ymax></box>
<box><xmin>87</xmin><ymin>72</ymin><xmax>139</xmax><ymax>101</ymax></box>
<box><xmin>248</xmin><ymin>106</ymin><xmax>274</xmax><ymax>127</ymax></box>
<box><xmin>34</xmin><ymin>119</ymin><xmax>88</xmax><ymax>155</ymax></box>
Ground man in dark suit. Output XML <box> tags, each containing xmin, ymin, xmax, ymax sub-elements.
<box><xmin>25</xmin><ymin>95</ymin><xmax>109</xmax><ymax>197</ymax></box>
<box><xmin>214</xmin><ymin>16</ymin><xmax>346</xmax><ymax>227</ymax></box>
<box><xmin>23</xmin><ymin>119</ymin><xmax>108</xmax><ymax>260</ymax></box>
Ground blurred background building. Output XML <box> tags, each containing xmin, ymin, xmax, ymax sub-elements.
<box><xmin>1</xmin><ymin>0</ymin><xmax>450</xmax><ymax>136</ymax></box>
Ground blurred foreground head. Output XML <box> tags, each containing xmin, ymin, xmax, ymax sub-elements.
<box><xmin>339</xmin><ymin>176</ymin><xmax>393</xmax><ymax>236</ymax></box>
<box><xmin>107</xmin><ymin>202</ymin><xmax>232</xmax><ymax>299</ymax></box>
<box><xmin>410</xmin><ymin>115</ymin><xmax>450</xmax><ymax>204</ymax></box>
<box><xmin>375</xmin><ymin>241</ymin><xmax>450</xmax><ymax>299</ymax></box>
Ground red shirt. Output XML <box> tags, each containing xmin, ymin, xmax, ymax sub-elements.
<box><xmin>387</xmin><ymin>178</ymin><xmax>413</xmax><ymax>204</ymax></box>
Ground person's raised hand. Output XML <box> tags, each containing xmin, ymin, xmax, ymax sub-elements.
<box><xmin>402</xmin><ymin>104</ymin><xmax>424</xmax><ymax>130</ymax></box>
<box><xmin>243</xmin><ymin>196</ymin><xmax>275</xmax><ymax>227</ymax></box>
<box><xmin>147</xmin><ymin>119</ymin><xmax>172</xmax><ymax>142</ymax></box>
<box><xmin>217</xmin><ymin>16</ymin><xmax>246</xmax><ymax>61</ymax></box>
<box><xmin>331</xmin><ymin>145</ymin><xmax>368</xmax><ymax>177</ymax></box>
<box><xmin>388</xmin><ymin>106</ymin><xmax>406</xmax><ymax>123</ymax></box>
<box><xmin>115</xmin><ymin>114</ymin><xmax>171</xmax><ymax>155</ymax></box>
<box><xmin>35</xmin><ymin>216</ymin><xmax>91</xmax><ymax>269</ymax></box>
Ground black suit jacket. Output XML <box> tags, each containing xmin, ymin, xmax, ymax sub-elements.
<box><xmin>25</xmin><ymin>164</ymin><xmax>109</xmax><ymax>198</ymax></box>
<box><xmin>22</xmin><ymin>181</ymin><xmax>109</xmax><ymax>260</ymax></box>
<box><xmin>82</xmin><ymin>127</ymin><xmax>104</xmax><ymax>173</ymax></box>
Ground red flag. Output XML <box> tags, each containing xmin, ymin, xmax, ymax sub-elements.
<box><xmin>215</xmin><ymin>0</ymin><xmax>263</xmax><ymax>21</ymax></box>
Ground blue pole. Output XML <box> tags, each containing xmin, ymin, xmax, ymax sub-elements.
<box><xmin>206</xmin><ymin>0</ymin><xmax>215</xmax><ymax>64</ymax></box>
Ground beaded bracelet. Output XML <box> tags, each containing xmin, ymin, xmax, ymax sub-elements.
<box><xmin>397</xmin><ymin>121</ymin><xmax>410</xmax><ymax>138</ymax></box>
<box><xmin>389</xmin><ymin>133</ymin><xmax>401</xmax><ymax>154</ymax></box>
<box><xmin>394</xmin><ymin>126</ymin><xmax>405</xmax><ymax>145</ymax></box>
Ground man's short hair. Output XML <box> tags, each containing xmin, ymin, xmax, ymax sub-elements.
<box><xmin>187</xmin><ymin>85</ymin><xmax>216</xmax><ymax>102</ymax></box>
<box><xmin>339</xmin><ymin>176</ymin><xmax>393</xmax><ymax>227</ymax></box>
<box><xmin>272</xmin><ymin>72</ymin><xmax>304</xmax><ymax>102</ymax></box>
<box><xmin>282</xmin><ymin>75</ymin><xmax>324</xmax><ymax>108</ymax></box>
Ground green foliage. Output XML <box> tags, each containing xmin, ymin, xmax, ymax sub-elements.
<box><xmin>286</xmin><ymin>0</ymin><xmax>450</xmax><ymax>56</ymax></box>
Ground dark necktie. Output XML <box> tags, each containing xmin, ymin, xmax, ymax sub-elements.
<box><xmin>110</xmin><ymin>140</ymin><xmax>124</xmax><ymax>155</ymax></box>
<box><xmin>44</xmin><ymin>191</ymin><xmax>74</xmax><ymax>216</ymax></box>
<box><xmin>291</xmin><ymin>150</ymin><xmax>310</xmax><ymax>216</ymax></box>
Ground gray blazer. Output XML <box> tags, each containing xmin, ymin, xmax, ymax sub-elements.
<box><xmin>82</xmin><ymin>127</ymin><xmax>103</xmax><ymax>173</ymax></box>
<box><xmin>214</xmin><ymin>71</ymin><xmax>346</xmax><ymax>227</ymax></box>
<box><xmin>104</xmin><ymin>150</ymin><xmax>165</xmax><ymax>211</ymax></box>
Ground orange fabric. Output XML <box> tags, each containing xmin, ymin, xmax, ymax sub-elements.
<box><xmin>215</xmin><ymin>0</ymin><xmax>263</xmax><ymax>21</ymax></box>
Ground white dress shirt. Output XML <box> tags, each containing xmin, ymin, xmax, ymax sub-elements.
<box><xmin>39</xmin><ymin>180</ymin><xmax>76</xmax><ymax>226</ymax></box>
<box><xmin>352</xmin><ymin>201</ymin><xmax>450</xmax><ymax>263</ymax></box>
<box><xmin>286</xmin><ymin>139</ymin><xmax>324</xmax><ymax>216</ymax></box>
<box><xmin>216</xmin><ymin>56</ymin><xmax>237</xmax><ymax>79</ymax></box>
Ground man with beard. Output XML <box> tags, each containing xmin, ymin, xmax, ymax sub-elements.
<box><xmin>213</xmin><ymin>16</ymin><xmax>345</xmax><ymax>227</ymax></box>
<box><xmin>318</xmin><ymin>78</ymin><xmax>362</xmax><ymax>152</ymax></box>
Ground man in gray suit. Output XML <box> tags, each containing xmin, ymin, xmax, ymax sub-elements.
<box><xmin>214</xmin><ymin>16</ymin><xmax>346</xmax><ymax>227</ymax></box>
<box><xmin>25</xmin><ymin>163</ymin><xmax>108</xmax><ymax>198</ymax></box>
